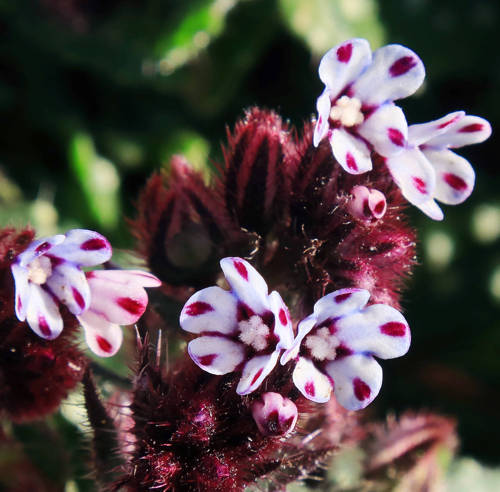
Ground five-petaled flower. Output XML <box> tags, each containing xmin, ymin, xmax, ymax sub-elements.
<box><xmin>11</xmin><ymin>229</ymin><xmax>161</xmax><ymax>356</ymax></box>
<box><xmin>314</xmin><ymin>38</ymin><xmax>425</xmax><ymax>175</ymax></box>
<box><xmin>180</xmin><ymin>257</ymin><xmax>294</xmax><ymax>395</ymax></box>
<box><xmin>281</xmin><ymin>288</ymin><xmax>410</xmax><ymax>410</ymax></box>
<box><xmin>385</xmin><ymin>111</ymin><xmax>492</xmax><ymax>220</ymax></box>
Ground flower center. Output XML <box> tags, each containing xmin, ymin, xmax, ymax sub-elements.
<box><xmin>238</xmin><ymin>315</ymin><xmax>270</xmax><ymax>351</ymax></box>
<box><xmin>305</xmin><ymin>327</ymin><xmax>340</xmax><ymax>361</ymax></box>
<box><xmin>330</xmin><ymin>95</ymin><xmax>364</xmax><ymax>127</ymax></box>
<box><xmin>27</xmin><ymin>256</ymin><xmax>52</xmax><ymax>285</ymax></box>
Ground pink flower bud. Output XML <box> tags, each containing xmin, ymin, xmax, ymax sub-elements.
<box><xmin>251</xmin><ymin>392</ymin><xmax>298</xmax><ymax>436</ymax></box>
<box><xmin>348</xmin><ymin>185</ymin><xmax>387</xmax><ymax>221</ymax></box>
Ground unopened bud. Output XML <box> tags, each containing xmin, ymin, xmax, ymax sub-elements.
<box><xmin>348</xmin><ymin>185</ymin><xmax>387</xmax><ymax>221</ymax></box>
<box><xmin>251</xmin><ymin>392</ymin><xmax>298</xmax><ymax>436</ymax></box>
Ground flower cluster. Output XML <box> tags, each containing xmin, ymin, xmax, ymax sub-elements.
<box><xmin>181</xmin><ymin>258</ymin><xmax>410</xmax><ymax>420</ymax></box>
<box><xmin>314</xmin><ymin>38</ymin><xmax>491</xmax><ymax>219</ymax></box>
<box><xmin>10</xmin><ymin>228</ymin><xmax>160</xmax><ymax>356</ymax></box>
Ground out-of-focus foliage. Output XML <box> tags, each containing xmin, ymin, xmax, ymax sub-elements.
<box><xmin>0</xmin><ymin>0</ymin><xmax>499</xmax><ymax>489</ymax></box>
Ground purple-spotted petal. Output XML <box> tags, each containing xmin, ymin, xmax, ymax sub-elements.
<box><xmin>85</xmin><ymin>270</ymin><xmax>155</xmax><ymax>325</ymax></box>
<box><xmin>220</xmin><ymin>257</ymin><xmax>269</xmax><ymax>313</ymax></box>
<box><xmin>45</xmin><ymin>262</ymin><xmax>90</xmax><ymax>315</ymax></box>
<box><xmin>180</xmin><ymin>286</ymin><xmax>238</xmax><ymax>335</ymax></box>
<box><xmin>281</xmin><ymin>314</ymin><xmax>316</xmax><ymax>364</ymax></box>
<box><xmin>313</xmin><ymin>288</ymin><xmax>371</xmax><ymax>325</ymax></box>
<box><xmin>18</xmin><ymin>234</ymin><xmax>65</xmax><ymax>267</ymax></box>
<box><xmin>318</xmin><ymin>38</ymin><xmax>372</xmax><ymax>100</ymax></box>
<box><xmin>313</xmin><ymin>89</ymin><xmax>332</xmax><ymax>147</ymax></box>
<box><xmin>415</xmin><ymin>199</ymin><xmax>444</xmax><ymax>221</ymax></box>
<box><xmin>408</xmin><ymin>111</ymin><xmax>465</xmax><ymax>146</ymax></box>
<box><xmin>188</xmin><ymin>336</ymin><xmax>245</xmax><ymax>375</ymax></box>
<box><xmin>423</xmin><ymin>149</ymin><xmax>475</xmax><ymax>205</ymax></box>
<box><xmin>236</xmin><ymin>351</ymin><xmax>280</xmax><ymax>395</ymax></box>
<box><xmin>352</xmin><ymin>44</ymin><xmax>425</xmax><ymax>106</ymax></box>
<box><xmin>11</xmin><ymin>263</ymin><xmax>29</xmax><ymax>321</ymax></box>
<box><xmin>49</xmin><ymin>229</ymin><xmax>112</xmax><ymax>267</ymax></box>
<box><xmin>357</xmin><ymin>103</ymin><xmax>408</xmax><ymax>156</ymax></box>
<box><xmin>385</xmin><ymin>148</ymin><xmax>436</xmax><ymax>205</ymax></box>
<box><xmin>325</xmin><ymin>354</ymin><xmax>382</xmax><ymax>410</ymax></box>
<box><xmin>292</xmin><ymin>357</ymin><xmax>332</xmax><ymax>403</ymax></box>
<box><xmin>78</xmin><ymin>310</ymin><xmax>123</xmax><ymax>357</ymax></box>
<box><xmin>426</xmin><ymin>115</ymin><xmax>492</xmax><ymax>149</ymax></box>
<box><xmin>25</xmin><ymin>284</ymin><xmax>63</xmax><ymax>340</ymax></box>
<box><xmin>335</xmin><ymin>304</ymin><xmax>410</xmax><ymax>359</ymax></box>
<box><xmin>330</xmin><ymin>129</ymin><xmax>372</xmax><ymax>175</ymax></box>
<box><xmin>268</xmin><ymin>290</ymin><xmax>293</xmax><ymax>350</ymax></box>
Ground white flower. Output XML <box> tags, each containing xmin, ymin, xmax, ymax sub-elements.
<box><xmin>281</xmin><ymin>288</ymin><xmax>410</xmax><ymax>410</ymax></box>
<box><xmin>314</xmin><ymin>38</ymin><xmax>425</xmax><ymax>175</ymax></box>
<box><xmin>180</xmin><ymin>257</ymin><xmax>294</xmax><ymax>395</ymax></box>
<box><xmin>385</xmin><ymin>111</ymin><xmax>492</xmax><ymax>220</ymax></box>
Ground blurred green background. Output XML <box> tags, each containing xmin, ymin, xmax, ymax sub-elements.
<box><xmin>1</xmin><ymin>0</ymin><xmax>499</xmax><ymax>489</ymax></box>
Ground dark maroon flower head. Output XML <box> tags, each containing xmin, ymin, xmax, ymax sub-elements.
<box><xmin>0</xmin><ymin>227</ymin><xmax>87</xmax><ymax>422</ymax></box>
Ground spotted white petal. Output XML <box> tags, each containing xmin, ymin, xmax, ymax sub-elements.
<box><xmin>237</xmin><ymin>351</ymin><xmax>280</xmax><ymax>395</ymax></box>
<box><xmin>385</xmin><ymin>148</ymin><xmax>436</xmax><ymax>205</ymax></box>
<box><xmin>78</xmin><ymin>309</ymin><xmax>123</xmax><ymax>357</ymax></box>
<box><xmin>335</xmin><ymin>304</ymin><xmax>410</xmax><ymax>359</ymax></box>
<box><xmin>425</xmin><ymin>115</ymin><xmax>492</xmax><ymax>149</ymax></box>
<box><xmin>85</xmin><ymin>270</ymin><xmax>154</xmax><ymax>325</ymax></box>
<box><xmin>268</xmin><ymin>290</ymin><xmax>293</xmax><ymax>350</ymax></box>
<box><xmin>25</xmin><ymin>284</ymin><xmax>63</xmax><ymax>340</ymax></box>
<box><xmin>313</xmin><ymin>288</ymin><xmax>371</xmax><ymax>325</ymax></box>
<box><xmin>180</xmin><ymin>286</ymin><xmax>238</xmax><ymax>335</ymax></box>
<box><xmin>351</xmin><ymin>44</ymin><xmax>425</xmax><ymax>106</ymax></box>
<box><xmin>325</xmin><ymin>354</ymin><xmax>383</xmax><ymax>410</ymax></box>
<box><xmin>18</xmin><ymin>234</ymin><xmax>65</xmax><ymax>267</ymax></box>
<box><xmin>45</xmin><ymin>262</ymin><xmax>90</xmax><ymax>315</ymax></box>
<box><xmin>220</xmin><ymin>257</ymin><xmax>269</xmax><ymax>314</ymax></box>
<box><xmin>188</xmin><ymin>336</ymin><xmax>246</xmax><ymax>375</ymax></box>
<box><xmin>415</xmin><ymin>198</ymin><xmax>444</xmax><ymax>221</ymax></box>
<box><xmin>292</xmin><ymin>356</ymin><xmax>332</xmax><ymax>403</ymax></box>
<box><xmin>313</xmin><ymin>89</ymin><xmax>332</xmax><ymax>147</ymax></box>
<box><xmin>318</xmin><ymin>38</ymin><xmax>372</xmax><ymax>101</ymax></box>
<box><xmin>11</xmin><ymin>263</ymin><xmax>29</xmax><ymax>321</ymax></box>
<box><xmin>280</xmin><ymin>313</ymin><xmax>316</xmax><ymax>364</ymax></box>
<box><xmin>357</xmin><ymin>103</ymin><xmax>408</xmax><ymax>156</ymax></box>
<box><xmin>422</xmin><ymin>149</ymin><xmax>475</xmax><ymax>205</ymax></box>
<box><xmin>407</xmin><ymin>111</ymin><xmax>465</xmax><ymax>146</ymax></box>
<box><xmin>49</xmin><ymin>229</ymin><xmax>112</xmax><ymax>267</ymax></box>
<box><xmin>330</xmin><ymin>129</ymin><xmax>372</xmax><ymax>175</ymax></box>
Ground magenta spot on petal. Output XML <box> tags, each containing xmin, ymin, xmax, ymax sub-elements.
<box><xmin>335</xmin><ymin>292</ymin><xmax>352</xmax><ymax>303</ymax></box>
<box><xmin>16</xmin><ymin>296</ymin><xmax>22</xmax><ymax>312</ymax></box>
<box><xmin>412</xmin><ymin>177</ymin><xmax>427</xmax><ymax>194</ymax></box>
<box><xmin>279</xmin><ymin>308</ymin><xmax>288</xmax><ymax>325</ymax></box>
<box><xmin>81</xmin><ymin>238</ymin><xmax>107</xmax><ymax>251</ymax></box>
<box><xmin>96</xmin><ymin>335</ymin><xmax>113</xmax><ymax>353</ymax></box>
<box><xmin>251</xmin><ymin>368</ymin><xmax>264</xmax><ymax>386</ymax></box>
<box><xmin>389</xmin><ymin>56</ymin><xmax>417</xmax><ymax>77</ymax></box>
<box><xmin>117</xmin><ymin>297</ymin><xmax>144</xmax><ymax>316</ymax></box>
<box><xmin>35</xmin><ymin>241</ymin><xmax>50</xmax><ymax>254</ymax></box>
<box><xmin>47</xmin><ymin>255</ymin><xmax>63</xmax><ymax>267</ymax></box>
<box><xmin>438</xmin><ymin>115</ymin><xmax>461</xmax><ymax>129</ymax></box>
<box><xmin>305</xmin><ymin>381</ymin><xmax>315</xmax><ymax>397</ymax></box>
<box><xmin>198</xmin><ymin>354</ymin><xmax>217</xmax><ymax>366</ymax></box>
<box><xmin>336</xmin><ymin>344</ymin><xmax>353</xmax><ymax>358</ymax></box>
<box><xmin>237</xmin><ymin>302</ymin><xmax>254</xmax><ymax>322</ymax></box>
<box><xmin>374</xmin><ymin>201</ymin><xmax>385</xmax><ymax>215</ymax></box>
<box><xmin>336</xmin><ymin>43</ymin><xmax>353</xmax><ymax>63</ymax></box>
<box><xmin>318</xmin><ymin>116</ymin><xmax>322</xmax><ymax>126</ymax></box>
<box><xmin>346</xmin><ymin>152</ymin><xmax>358</xmax><ymax>172</ymax></box>
<box><xmin>388</xmin><ymin>128</ymin><xmax>405</xmax><ymax>147</ymax></box>
<box><xmin>459</xmin><ymin>123</ymin><xmax>484</xmax><ymax>133</ymax></box>
<box><xmin>38</xmin><ymin>316</ymin><xmax>51</xmax><ymax>337</ymax></box>
<box><xmin>353</xmin><ymin>378</ymin><xmax>371</xmax><ymax>401</ymax></box>
<box><xmin>444</xmin><ymin>173</ymin><xmax>468</xmax><ymax>192</ymax></box>
<box><xmin>72</xmin><ymin>287</ymin><xmax>85</xmax><ymax>310</ymax></box>
<box><xmin>380</xmin><ymin>321</ymin><xmax>407</xmax><ymax>337</ymax></box>
<box><xmin>185</xmin><ymin>301</ymin><xmax>214</xmax><ymax>316</ymax></box>
<box><xmin>233</xmin><ymin>260</ymin><xmax>248</xmax><ymax>280</ymax></box>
